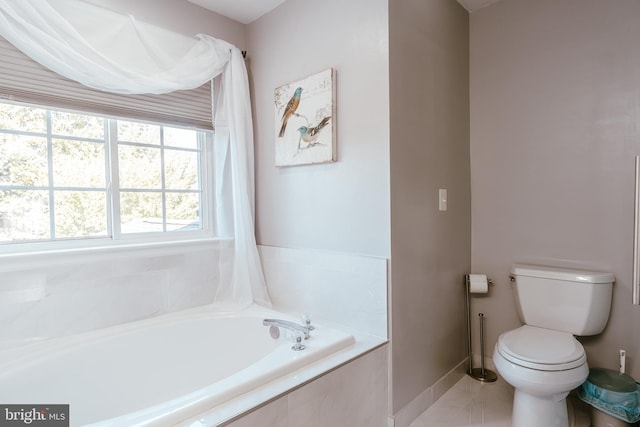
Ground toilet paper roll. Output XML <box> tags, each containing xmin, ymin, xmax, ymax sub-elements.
<box><xmin>468</xmin><ymin>274</ymin><xmax>489</xmax><ymax>294</ymax></box>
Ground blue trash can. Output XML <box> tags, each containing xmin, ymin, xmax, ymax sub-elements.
<box><xmin>577</xmin><ymin>368</ymin><xmax>640</xmax><ymax>426</ymax></box>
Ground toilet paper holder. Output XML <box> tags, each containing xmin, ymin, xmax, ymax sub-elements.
<box><xmin>465</xmin><ymin>274</ymin><xmax>498</xmax><ymax>383</ymax></box>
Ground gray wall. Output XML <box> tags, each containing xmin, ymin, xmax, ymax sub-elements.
<box><xmin>247</xmin><ymin>0</ymin><xmax>390</xmax><ymax>258</ymax></box>
<box><xmin>470</xmin><ymin>0</ymin><xmax>640</xmax><ymax>376</ymax></box>
<box><xmin>389</xmin><ymin>0</ymin><xmax>470</xmax><ymax>414</ymax></box>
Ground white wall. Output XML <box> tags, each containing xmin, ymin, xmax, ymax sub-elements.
<box><xmin>247</xmin><ymin>0</ymin><xmax>390</xmax><ymax>258</ymax></box>
<box><xmin>259</xmin><ymin>245</ymin><xmax>388</xmax><ymax>338</ymax></box>
<box><xmin>0</xmin><ymin>241</ymin><xmax>225</xmax><ymax>346</ymax></box>
<box><xmin>90</xmin><ymin>0</ymin><xmax>246</xmax><ymax>48</ymax></box>
<box><xmin>246</xmin><ymin>3</ymin><xmax>391</xmax><ymax>425</ymax></box>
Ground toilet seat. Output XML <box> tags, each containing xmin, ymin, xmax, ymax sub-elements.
<box><xmin>497</xmin><ymin>325</ymin><xmax>586</xmax><ymax>371</ymax></box>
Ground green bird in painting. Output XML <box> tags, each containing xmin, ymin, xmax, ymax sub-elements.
<box><xmin>296</xmin><ymin>116</ymin><xmax>331</xmax><ymax>150</ymax></box>
<box><xmin>278</xmin><ymin>87</ymin><xmax>303</xmax><ymax>138</ymax></box>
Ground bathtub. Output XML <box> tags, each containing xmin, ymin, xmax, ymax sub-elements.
<box><xmin>0</xmin><ymin>305</ymin><xmax>355</xmax><ymax>426</ymax></box>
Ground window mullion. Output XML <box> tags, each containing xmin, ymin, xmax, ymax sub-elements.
<box><xmin>160</xmin><ymin>127</ymin><xmax>167</xmax><ymax>233</ymax></box>
<box><xmin>200</xmin><ymin>132</ymin><xmax>211</xmax><ymax>232</ymax></box>
<box><xmin>107</xmin><ymin>119</ymin><xmax>122</xmax><ymax>239</ymax></box>
<box><xmin>46</xmin><ymin>110</ymin><xmax>55</xmax><ymax>240</ymax></box>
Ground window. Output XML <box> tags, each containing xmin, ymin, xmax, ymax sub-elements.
<box><xmin>0</xmin><ymin>101</ymin><xmax>214</xmax><ymax>248</ymax></box>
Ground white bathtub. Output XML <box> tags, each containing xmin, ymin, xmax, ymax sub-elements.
<box><xmin>0</xmin><ymin>305</ymin><xmax>355</xmax><ymax>426</ymax></box>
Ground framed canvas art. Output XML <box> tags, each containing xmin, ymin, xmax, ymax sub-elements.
<box><xmin>274</xmin><ymin>68</ymin><xmax>336</xmax><ymax>167</ymax></box>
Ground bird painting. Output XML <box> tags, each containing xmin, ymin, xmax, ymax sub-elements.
<box><xmin>278</xmin><ymin>87</ymin><xmax>303</xmax><ymax>138</ymax></box>
<box><xmin>296</xmin><ymin>116</ymin><xmax>331</xmax><ymax>150</ymax></box>
<box><xmin>274</xmin><ymin>68</ymin><xmax>335</xmax><ymax>167</ymax></box>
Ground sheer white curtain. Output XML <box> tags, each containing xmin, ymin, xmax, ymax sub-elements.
<box><xmin>0</xmin><ymin>0</ymin><xmax>271</xmax><ymax>308</ymax></box>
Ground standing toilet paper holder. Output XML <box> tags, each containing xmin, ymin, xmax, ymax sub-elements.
<box><xmin>465</xmin><ymin>274</ymin><xmax>498</xmax><ymax>383</ymax></box>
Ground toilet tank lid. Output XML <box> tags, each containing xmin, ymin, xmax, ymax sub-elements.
<box><xmin>511</xmin><ymin>264</ymin><xmax>615</xmax><ymax>284</ymax></box>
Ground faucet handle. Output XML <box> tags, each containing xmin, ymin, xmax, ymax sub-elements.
<box><xmin>291</xmin><ymin>332</ymin><xmax>306</xmax><ymax>351</ymax></box>
<box><xmin>302</xmin><ymin>313</ymin><xmax>315</xmax><ymax>331</ymax></box>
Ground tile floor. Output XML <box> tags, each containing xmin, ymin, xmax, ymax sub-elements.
<box><xmin>409</xmin><ymin>375</ymin><xmax>595</xmax><ymax>427</ymax></box>
<box><xmin>409</xmin><ymin>375</ymin><xmax>514</xmax><ymax>427</ymax></box>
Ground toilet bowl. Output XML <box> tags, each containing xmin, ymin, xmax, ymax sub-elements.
<box><xmin>493</xmin><ymin>325</ymin><xmax>589</xmax><ymax>427</ymax></box>
<box><xmin>494</xmin><ymin>264</ymin><xmax>614</xmax><ymax>427</ymax></box>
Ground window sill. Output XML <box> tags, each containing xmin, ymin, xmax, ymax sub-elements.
<box><xmin>0</xmin><ymin>237</ymin><xmax>232</xmax><ymax>272</ymax></box>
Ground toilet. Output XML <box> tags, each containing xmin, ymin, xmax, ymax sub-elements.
<box><xmin>493</xmin><ymin>264</ymin><xmax>614</xmax><ymax>427</ymax></box>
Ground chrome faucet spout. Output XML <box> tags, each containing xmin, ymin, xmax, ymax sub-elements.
<box><xmin>263</xmin><ymin>318</ymin><xmax>310</xmax><ymax>339</ymax></box>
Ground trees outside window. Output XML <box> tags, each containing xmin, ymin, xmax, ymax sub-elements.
<box><xmin>0</xmin><ymin>101</ymin><xmax>212</xmax><ymax>245</ymax></box>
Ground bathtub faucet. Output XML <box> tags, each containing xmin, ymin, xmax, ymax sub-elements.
<box><xmin>262</xmin><ymin>318</ymin><xmax>311</xmax><ymax>340</ymax></box>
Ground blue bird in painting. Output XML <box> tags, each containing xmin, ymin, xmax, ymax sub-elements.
<box><xmin>296</xmin><ymin>116</ymin><xmax>331</xmax><ymax>150</ymax></box>
<box><xmin>278</xmin><ymin>87</ymin><xmax>303</xmax><ymax>138</ymax></box>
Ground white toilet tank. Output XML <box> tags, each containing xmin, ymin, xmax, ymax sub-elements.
<box><xmin>511</xmin><ymin>264</ymin><xmax>614</xmax><ymax>336</ymax></box>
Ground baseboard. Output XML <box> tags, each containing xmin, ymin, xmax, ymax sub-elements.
<box><xmin>391</xmin><ymin>358</ymin><xmax>467</xmax><ymax>427</ymax></box>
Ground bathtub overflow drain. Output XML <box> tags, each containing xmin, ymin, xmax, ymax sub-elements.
<box><xmin>269</xmin><ymin>325</ymin><xmax>280</xmax><ymax>339</ymax></box>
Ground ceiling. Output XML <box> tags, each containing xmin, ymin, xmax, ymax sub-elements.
<box><xmin>456</xmin><ymin>0</ymin><xmax>503</xmax><ymax>12</ymax></box>
<box><xmin>187</xmin><ymin>0</ymin><xmax>286</xmax><ymax>24</ymax></box>
<box><xmin>188</xmin><ymin>0</ymin><xmax>503</xmax><ymax>24</ymax></box>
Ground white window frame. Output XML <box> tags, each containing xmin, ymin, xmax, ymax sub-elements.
<box><xmin>0</xmin><ymin>100</ymin><xmax>216</xmax><ymax>256</ymax></box>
